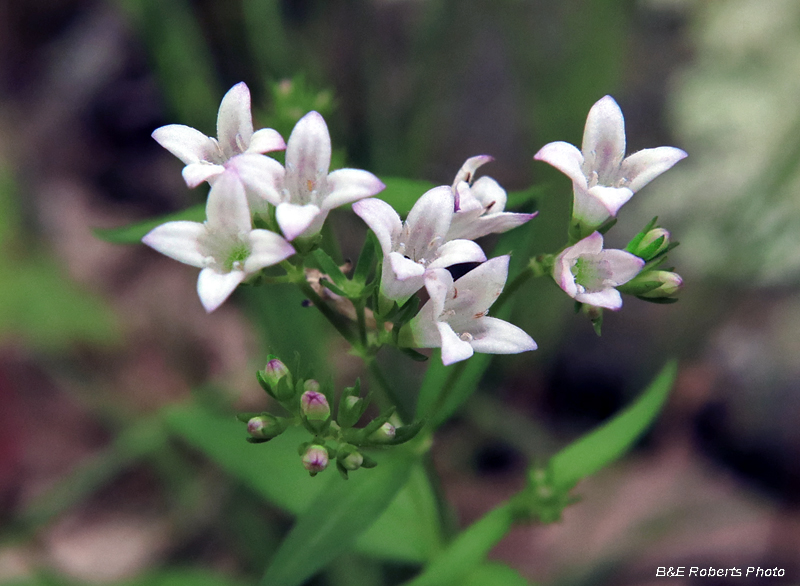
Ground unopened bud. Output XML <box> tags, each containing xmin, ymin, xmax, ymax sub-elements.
<box><xmin>639</xmin><ymin>271</ymin><xmax>683</xmax><ymax>299</ymax></box>
<box><xmin>300</xmin><ymin>388</ymin><xmax>330</xmax><ymax>421</ymax></box>
<box><xmin>631</xmin><ymin>228</ymin><xmax>671</xmax><ymax>261</ymax></box>
<box><xmin>369</xmin><ymin>422</ymin><xmax>396</xmax><ymax>443</ymax></box>
<box><xmin>246</xmin><ymin>414</ymin><xmax>286</xmax><ymax>441</ymax></box>
<box><xmin>265</xmin><ymin>358</ymin><xmax>290</xmax><ymax>386</ymax></box>
<box><xmin>302</xmin><ymin>445</ymin><xmax>329</xmax><ymax>475</ymax></box>
<box><xmin>338</xmin><ymin>448</ymin><xmax>364</xmax><ymax>471</ymax></box>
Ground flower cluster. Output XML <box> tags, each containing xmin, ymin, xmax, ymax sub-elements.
<box><xmin>143</xmin><ymin>85</ymin><xmax>685</xmax><ymax>360</ymax></box>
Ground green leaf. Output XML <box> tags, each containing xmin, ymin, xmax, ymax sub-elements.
<box><xmin>94</xmin><ymin>204</ymin><xmax>206</xmax><ymax>244</ymax></box>
<box><xmin>462</xmin><ymin>562</ymin><xmax>532</xmax><ymax>586</ymax></box>
<box><xmin>548</xmin><ymin>361</ymin><xmax>677</xmax><ymax>491</ymax></box>
<box><xmin>401</xmin><ymin>503</ymin><xmax>516</xmax><ymax>586</ymax></box>
<box><xmin>260</xmin><ymin>450</ymin><xmax>417</xmax><ymax>586</ymax></box>
<box><xmin>378</xmin><ymin>177</ymin><xmax>435</xmax><ymax>216</ymax></box>
<box><xmin>505</xmin><ymin>185</ymin><xmax>545</xmax><ymax>210</ymax></box>
<box><xmin>310</xmin><ymin>248</ymin><xmax>349</xmax><ymax>289</ymax></box>
<box><xmin>121</xmin><ymin>568</ymin><xmax>249</xmax><ymax>586</ymax></box>
<box><xmin>353</xmin><ymin>232</ymin><xmax>378</xmax><ymax>286</ymax></box>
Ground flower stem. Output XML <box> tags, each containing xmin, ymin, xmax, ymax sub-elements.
<box><xmin>365</xmin><ymin>356</ymin><xmax>410</xmax><ymax>422</ymax></box>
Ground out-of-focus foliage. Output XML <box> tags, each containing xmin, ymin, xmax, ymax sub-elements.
<box><xmin>636</xmin><ymin>0</ymin><xmax>800</xmax><ymax>284</ymax></box>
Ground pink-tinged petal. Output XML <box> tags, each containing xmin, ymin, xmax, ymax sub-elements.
<box><xmin>217</xmin><ymin>82</ymin><xmax>254</xmax><ymax>160</ymax></box>
<box><xmin>471</xmin><ymin>176</ymin><xmax>507</xmax><ymax>211</ymax></box>
<box><xmin>379</xmin><ymin>256</ymin><xmax>424</xmax><ymax>302</ymax></box>
<box><xmin>152</xmin><ymin>124</ymin><xmax>216</xmax><ymax>165</ymax></box>
<box><xmin>586</xmin><ymin>185</ymin><xmax>633</xmax><ymax>217</ymax></box>
<box><xmin>452</xmin><ymin>155</ymin><xmax>493</xmax><ymax>188</ymax></box>
<box><xmin>553</xmin><ymin>251</ymin><xmax>579</xmax><ymax>298</ymax></box>
<box><xmin>388</xmin><ymin>251</ymin><xmax>426</xmax><ymax>281</ymax></box>
<box><xmin>296</xmin><ymin>209</ymin><xmax>330</xmax><ymax>239</ymax></box>
<box><xmin>405</xmin><ymin>186</ymin><xmax>455</xmax><ymax>255</ymax></box>
<box><xmin>572</xmin><ymin>186</ymin><xmax>614</xmax><ymax>227</ymax></box>
<box><xmin>582</xmin><ymin>95</ymin><xmax>626</xmax><ymax>183</ymax></box>
<box><xmin>247</xmin><ymin>128</ymin><xmax>286</xmax><ymax>154</ymax></box>
<box><xmin>422</xmin><ymin>268</ymin><xmax>454</xmax><ymax>319</ymax></box>
<box><xmin>284</xmin><ymin>111</ymin><xmax>331</xmax><ymax>202</ymax></box>
<box><xmin>600</xmin><ymin>249</ymin><xmax>645</xmax><ymax>285</ymax></box>
<box><xmin>621</xmin><ymin>146</ymin><xmax>687</xmax><ymax>193</ymax></box>
<box><xmin>275</xmin><ymin>202</ymin><xmax>320</xmax><ymax>241</ymax></box>
<box><xmin>323</xmin><ymin>169</ymin><xmax>385</xmax><ymax>210</ymax></box>
<box><xmin>197</xmin><ymin>267</ymin><xmax>246</xmax><ymax>312</ymax></box>
<box><xmin>451</xmin><ymin>255</ymin><xmax>508</xmax><ymax>312</ymax></box>
<box><xmin>244</xmin><ymin>230</ymin><xmax>295</xmax><ymax>272</ymax></box>
<box><xmin>569</xmin><ymin>231</ymin><xmax>605</xmax><ymax>257</ymax></box>
<box><xmin>428</xmin><ymin>239</ymin><xmax>486</xmax><ymax>269</ymax></box>
<box><xmin>534</xmin><ymin>141</ymin><xmax>587</xmax><ymax>190</ymax></box>
<box><xmin>451</xmin><ymin>211</ymin><xmax>537</xmax><ymax>241</ymax></box>
<box><xmin>182</xmin><ymin>162</ymin><xmax>224</xmax><ymax>188</ymax></box>
<box><xmin>576</xmin><ymin>288</ymin><xmax>622</xmax><ymax>310</ymax></box>
<box><xmin>352</xmin><ymin>198</ymin><xmax>401</xmax><ymax>255</ymax></box>
<box><xmin>468</xmin><ymin>317</ymin><xmax>537</xmax><ymax>354</ymax></box>
<box><xmin>205</xmin><ymin>172</ymin><xmax>252</xmax><ymax>234</ymax></box>
<box><xmin>408</xmin><ymin>305</ymin><xmax>441</xmax><ymax>348</ymax></box>
<box><xmin>437</xmin><ymin>322</ymin><xmax>474</xmax><ymax>365</ymax></box>
<box><xmin>226</xmin><ymin>153</ymin><xmax>284</xmax><ymax>208</ymax></box>
<box><xmin>142</xmin><ymin>221</ymin><xmax>207</xmax><ymax>267</ymax></box>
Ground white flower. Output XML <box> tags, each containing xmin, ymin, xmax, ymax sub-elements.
<box><xmin>353</xmin><ymin>186</ymin><xmax>486</xmax><ymax>302</ymax></box>
<box><xmin>252</xmin><ymin>111</ymin><xmax>385</xmax><ymax>241</ymax></box>
<box><xmin>142</xmin><ymin>172</ymin><xmax>295</xmax><ymax>312</ymax></box>
<box><xmin>447</xmin><ymin>155</ymin><xmax>537</xmax><ymax>241</ymax></box>
<box><xmin>152</xmin><ymin>82</ymin><xmax>285</xmax><ymax>188</ymax></box>
<box><xmin>534</xmin><ymin>95</ymin><xmax>687</xmax><ymax>227</ymax></box>
<box><xmin>553</xmin><ymin>231</ymin><xmax>645</xmax><ymax>310</ymax></box>
<box><xmin>407</xmin><ymin>256</ymin><xmax>537</xmax><ymax>365</ymax></box>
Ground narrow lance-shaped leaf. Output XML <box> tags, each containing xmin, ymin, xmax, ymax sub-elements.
<box><xmin>94</xmin><ymin>203</ymin><xmax>206</xmax><ymax>244</ymax></box>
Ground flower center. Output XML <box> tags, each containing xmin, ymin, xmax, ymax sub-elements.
<box><xmin>224</xmin><ymin>243</ymin><xmax>251</xmax><ymax>272</ymax></box>
<box><xmin>572</xmin><ymin>255</ymin><xmax>612</xmax><ymax>292</ymax></box>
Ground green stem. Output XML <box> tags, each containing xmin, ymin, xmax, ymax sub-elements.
<box><xmin>365</xmin><ymin>357</ymin><xmax>410</xmax><ymax>422</ymax></box>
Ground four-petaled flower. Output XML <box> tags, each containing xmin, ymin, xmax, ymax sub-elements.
<box><xmin>255</xmin><ymin>111</ymin><xmax>386</xmax><ymax>241</ymax></box>
<box><xmin>534</xmin><ymin>95</ymin><xmax>686</xmax><ymax>228</ymax></box>
<box><xmin>553</xmin><ymin>231</ymin><xmax>644</xmax><ymax>310</ymax></box>
<box><xmin>407</xmin><ymin>256</ymin><xmax>537</xmax><ymax>365</ymax></box>
<box><xmin>447</xmin><ymin>156</ymin><xmax>537</xmax><ymax>241</ymax></box>
<box><xmin>353</xmin><ymin>186</ymin><xmax>486</xmax><ymax>303</ymax></box>
<box><xmin>152</xmin><ymin>82</ymin><xmax>286</xmax><ymax>188</ymax></box>
<box><xmin>142</xmin><ymin>172</ymin><xmax>295</xmax><ymax>312</ymax></box>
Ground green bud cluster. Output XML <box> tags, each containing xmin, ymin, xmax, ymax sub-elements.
<box><xmin>621</xmin><ymin>217</ymin><xmax>684</xmax><ymax>304</ymax></box>
<box><xmin>511</xmin><ymin>467</ymin><xmax>579</xmax><ymax>524</ymax></box>
<box><xmin>239</xmin><ymin>355</ymin><xmax>424</xmax><ymax>478</ymax></box>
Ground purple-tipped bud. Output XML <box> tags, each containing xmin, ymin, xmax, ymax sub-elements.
<box><xmin>634</xmin><ymin>228</ymin><xmax>671</xmax><ymax>260</ymax></box>
<box><xmin>639</xmin><ymin>271</ymin><xmax>683</xmax><ymax>299</ymax></box>
<box><xmin>300</xmin><ymin>388</ymin><xmax>330</xmax><ymax>421</ymax></box>
<box><xmin>369</xmin><ymin>422</ymin><xmax>396</xmax><ymax>443</ymax></box>
<box><xmin>302</xmin><ymin>445</ymin><xmax>329</xmax><ymax>474</ymax></box>
<box><xmin>246</xmin><ymin>414</ymin><xmax>285</xmax><ymax>440</ymax></box>
<box><xmin>264</xmin><ymin>358</ymin><xmax>290</xmax><ymax>387</ymax></box>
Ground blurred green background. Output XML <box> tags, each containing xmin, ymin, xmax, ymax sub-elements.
<box><xmin>1</xmin><ymin>0</ymin><xmax>799</xmax><ymax>584</ymax></box>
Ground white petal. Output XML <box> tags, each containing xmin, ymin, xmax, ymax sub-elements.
<box><xmin>553</xmin><ymin>250</ymin><xmax>579</xmax><ymax>298</ymax></box>
<box><xmin>470</xmin><ymin>176</ymin><xmax>507</xmax><ymax>211</ymax></box>
<box><xmin>427</xmin><ymin>239</ymin><xmax>486</xmax><ymax>269</ymax></box>
<box><xmin>600</xmin><ymin>249</ymin><xmax>645</xmax><ymax>285</ymax></box>
<box><xmin>182</xmin><ymin>162</ymin><xmax>224</xmax><ymax>188</ymax></box>
<box><xmin>586</xmin><ymin>185</ymin><xmax>634</xmax><ymax>217</ymax></box>
<box><xmin>275</xmin><ymin>202</ymin><xmax>320</xmax><ymax>241</ymax></box>
<box><xmin>568</xmin><ymin>231</ymin><xmax>604</xmax><ymax>257</ymax></box>
<box><xmin>437</xmin><ymin>322</ymin><xmax>474</xmax><ymax>365</ymax></box>
<box><xmin>296</xmin><ymin>209</ymin><xmax>330</xmax><ymax>239</ymax></box>
<box><xmin>422</xmin><ymin>268</ymin><xmax>453</xmax><ymax>319</ymax></box>
<box><xmin>468</xmin><ymin>316</ymin><xmax>537</xmax><ymax>354</ymax></box>
<box><xmin>152</xmin><ymin>124</ymin><xmax>216</xmax><ymax>165</ymax></box>
<box><xmin>576</xmin><ymin>288</ymin><xmax>622</xmax><ymax>310</ymax></box>
<box><xmin>142</xmin><ymin>221</ymin><xmax>207</xmax><ymax>267</ymax></box>
<box><xmin>581</xmin><ymin>95</ymin><xmax>626</xmax><ymax>183</ymax></box>
<box><xmin>226</xmin><ymin>153</ymin><xmax>284</xmax><ymax>208</ymax></box>
<box><xmin>405</xmin><ymin>186</ymin><xmax>454</xmax><ymax>256</ymax></box>
<box><xmin>450</xmin><ymin>255</ymin><xmax>508</xmax><ymax>312</ymax></box>
<box><xmin>205</xmin><ymin>172</ymin><xmax>252</xmax><ymax>234</ymax></box>
<box><xmin>197</xmin><ymin>267</ymin><xmax>246</xmax><ymax>312</ymax></box>
<box><xmin>534</xmin><ymin>141</ymin><xmax>588</xmax><ymax>190</ymax></box>
<box><xmin>284</xmin><ymin>111</ymin><xmax>331</xmax><ymax>203</ymax></box>
<box><xmin>352</xmin><ymin>198</ymin><xmax>401</xmax><ymax>255</ymax></box>
<box><xmin>572</xmin><ymin>185</ymin><xmax>615</xmax><ymax>227</ymax></box>
<box><xmin>621</xmin><ymin>146</ymin><xmax>687</xmax><ymax>193</ymax></box>
<box><xmin>247</xmin><ymin>128</ymin><xmax>286</xmax><ymax>154</ymax></box>
<box><xmin>244</xmin><ymin>230</ymin><xmax>296</xmax><ymax>272</ymax></box>
<box><xmin>408</xmin><ymin>303</ymin><xmax>441</xmax><ymax>348</ymax></box>
<box><xmin>323</xmin><ymin>169</ymin><xmax>385</xmax><ymax>210</ymax></box>
<box><xmin>389</xmin><ymin>251</ymin><xmax>426</xmax><ymax>281</ymax></box>
<box><xmin>379</xmin><ymin>256</ymin><xmax>424</xmax><ymax>302</ymax></box>
<box><xmin>449</xmin><ymin>211</ymin><xmax>536</xmax><ymax>241</ymax></box>
<box><xmin>452</xmin><ymin>155</ymin><xmax>493</xmax><ymax>188</ymax></box>
<box><xmin>217</xmin><ymin>82</ymin><xmax>254</xmax><ymax>160</ymax></box>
